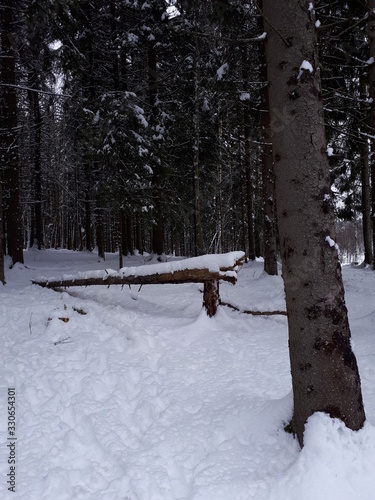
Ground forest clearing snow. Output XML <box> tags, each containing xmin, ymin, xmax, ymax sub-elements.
<box><xmin>0</xmin><ymin>249</ymin><xmax>375</xmax><ymax>499</ymax></box>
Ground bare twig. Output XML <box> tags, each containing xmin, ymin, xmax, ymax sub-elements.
<box><xmin>0</xmin><ymin>83</ymin><xmax>71</xmax><ymax>98</ymax></box>
<box><xmin>220</xmin><ymin>300</ymin><xmax>287</xmax><ymax>316</ymax></box>
<box><xmin>54</xmin><ymin>337</ymin><xmax>73</xmax><ymax>345</ymax></box>
<box><xmin>29</xmin><ymin>313</ymin><xmax>33</xmax><ymax>335</ymax></box>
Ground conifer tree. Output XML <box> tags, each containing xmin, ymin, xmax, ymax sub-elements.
<box><xmin>263</xmin><ymin>0</ymin><xmax>365</xmax><ymax>446</ymax></box>
<box><xmin>0</xmin><ymin>0</ymin><xmax>24</xmax><ymax>265</ymax></box>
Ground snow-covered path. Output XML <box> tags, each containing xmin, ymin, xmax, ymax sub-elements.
<box><xmin>0</xmin><ymin>250</ymin><xmax>374</xmax><ymax>499</ymax></box>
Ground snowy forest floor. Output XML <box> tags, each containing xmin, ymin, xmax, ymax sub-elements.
<box><xmin>1</xmin><ymin>249</ymin><xmax>375</xmax><ymax>500</ymax></box>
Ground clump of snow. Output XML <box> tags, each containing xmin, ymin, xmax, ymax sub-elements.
<box><xmin>134</xmin><ymin>105</ymin><xmax>148</xmax><ymax>128</ymax></box>
<box><xmin>325</xmin><ymin>235</ymin><xmax>340</xmax><ymax>257</ymax></box>
<box><xmin>326</xmin><ymin>146</ymin><xmax>333</xmax><ymax>156</ymax></box>
<box><xmin>138</xmin><ymin>145</ymin><xmax>148</xmax><ymax>157</ymax></box>
<box><xmin>366</xmin><ymin>57</ymin><xmax>374</xmax><ymax>65</ymax></box>
<box><xmin>202</xmin><ymin>97</ymin><xmax>210</xmax><ymax>112</ymax></box>
<box><xmin>127</xmin><ymin>33</ymin><xmax>138</xmax><ymax>44</ymax></box>
<box><xmin>255</xmin><ymin>32</ymin><xmax>267</xmax><ymax>40</ymax></box>
<box><xmin>325</xmin><ymin>235</ymin><xmax>336</xmax><ymax>247</ymax></box>
<box><xmin>297</xmin><ymin>60</ymin><xmax>314</xmax><ymax>80</ymax></box>
<box><xmin>217</xmin><ymin>63</ymin><xmax>228</xmax><ymax>80</ymax></box>
<box><xmin>92</xmin><ymin>110</ymin><xmax>100</xmax><ymax>124</ymax></box>
<box><xmin>240</xmin><ymin>92</ymin><xmax>250</xmax><ymax>101</ymax></box>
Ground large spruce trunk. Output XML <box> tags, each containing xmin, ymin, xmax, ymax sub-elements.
<box><xmin>263</xmin><ymin>0</ymin><xmax>365</xmax><ymax>446</ymax></box>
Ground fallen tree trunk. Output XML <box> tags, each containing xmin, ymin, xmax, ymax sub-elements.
<box><xmin>32</xmin><ymin>252</ymin><xmax>246</xmax><ymax>317</ymax></box>
<box><xmin>32</xmin><ymin>267</ymin><xmax>237</xmax><ymax>288</ymax></box>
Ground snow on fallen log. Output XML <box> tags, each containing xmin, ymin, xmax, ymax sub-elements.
<box><xmin>32</xmin><ymin>251</ymin><xmax>245</xmax><ymax>288</ymax></box>
<box><xmin>32</xmin><ymin>252</ymin><xmax>246</xmax><ymax>318</ymax></box>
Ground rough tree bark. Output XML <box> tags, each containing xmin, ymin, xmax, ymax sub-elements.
<box><xmin>368</xmin><ymin>0</ymin><xmax>375</xmax><ymax>268</ymax></box>
<box><xmin>26</xmin><ymin>13</ymin><xmax>44</xmax><ymax>250</ymax></box>
<box><xmin>148</xmin><ymin>38</ymin><xmax>164</xmax><ymax>256</ymax></box>
<box><xmin>135</xmin><ymin>213</ymin><xmax>143</xmax><ymax>254</ymax></box>
<box><xmin>85</xmin><ymin>191</ymin><xmax>92</xmax><ymax>252</ymax></box>
<box><xmin>242</xmin><ymin>50</ymin><xmax>256</xmax><ymax>261</ymax></box>
<box><xmin>237</xmin><ymin>115</ymin><xmax>247</xmax><ymax>257</ymax></box>
<box><xmin>193</xmin><ymin>0</ymin><xmax>204</xmax><ymax>256</ymax></box>
<box><xmin>32</xmin><ymin>90</ymin><xmax>44</xmax><ymax>249</ymax></box>
<box><xmin>0</xmin><ymin>0</ymin><xmax>24</xmax><ymax>265</ymax></box>
<box><xmin>95</xmin><ymin>207</ymin><xmax>105</xmax><ymax>261</ymax></box>
<box><xmin>203</xmin><ymin>280</ymin><xmax>220</xmax><ymax>318</ymax></box>
<box><xmin>360</xmin><ymin>77</ymin><xmax>372</xmax><ymax>265</ymax></box>
<box><xmin>0</xmin><ymin>174</ymin><xmax>5</xmax><ymax>285</ymax></box>
<box><xmin>263</xmin><ymin>0</ymin><xmax>366</xmax><ymax>446</ymax></box>
<box><xmin>126</xmin><ymin>214</ymin><xmax>134</xmax><ymax>255</ymax></box>
<box><xmin>258</xmin><ymin>0</ymin><xmax>278</xmax><ymax>275</ymax></box>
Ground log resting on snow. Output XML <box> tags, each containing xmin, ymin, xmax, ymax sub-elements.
<box><xmin>33</xmin><ymin>267</ymin><xmax>238</xmax><ymax>287</ymax></box>
<box><xmin>32</xmin><ymin>251</ymin><xmax>246</xmax><ymax>317</ymax></box>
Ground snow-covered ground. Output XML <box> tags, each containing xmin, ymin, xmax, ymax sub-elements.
<box><xmin>0</xmin><ymin>249</ymin><xmax>375</xmax><ymax>499</ymax></box>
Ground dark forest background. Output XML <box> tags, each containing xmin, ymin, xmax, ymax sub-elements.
<box><xmin>0</xmin><ymin>0</ymin><xmax>372</xmax><ymax>272</ymax></box>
